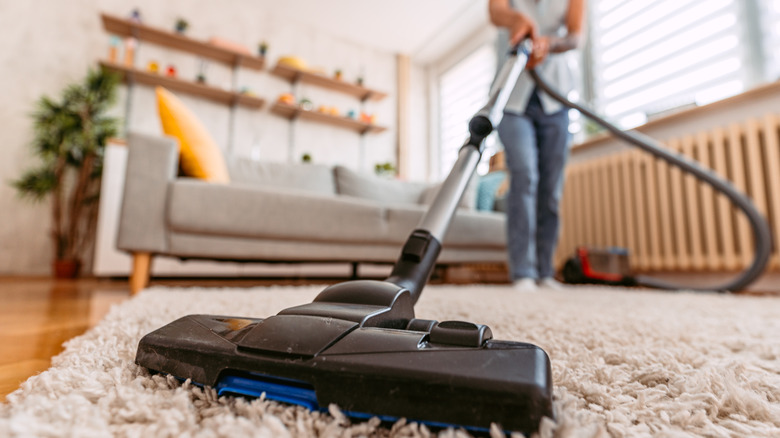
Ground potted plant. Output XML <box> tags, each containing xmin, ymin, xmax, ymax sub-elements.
<box><xmin>374</xmin><ymin>162</ymin><xmax>396</xmax><ymax>177</ymax></box>
<box><xmin>258</xmin><ymin>41</ymin><xmax>268</xmax><ymax>57</ymax></box>
<box><xmin>175</xmin><ymin>18</ymin><xmax>189</xmax><ymax>34</ymax></box>
<box><xmin>11</xmin><ymin>68</ymin><xmax>120</xmax><ymax>278</ymax></box>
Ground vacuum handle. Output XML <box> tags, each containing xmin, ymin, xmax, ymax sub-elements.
<box><xmin>475</xmin><ymin>41</ymin><xmax>531</xmax><ymax>131</ymax></box>
<box><xmin>386</xmin><ymin>44</ymin><xmax>530</xmax><ymax>304</ymax></box>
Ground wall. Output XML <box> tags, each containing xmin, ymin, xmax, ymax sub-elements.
<box><xmin>0</xmin><ymin>0</ymin><xmax>404</xmax><ymax>275</ymax></box>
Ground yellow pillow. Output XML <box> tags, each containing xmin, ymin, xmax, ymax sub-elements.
<box><xmin>155</xmin><ymin>87</ymin><xmax>230</xmax><ymax>183</ymax></box>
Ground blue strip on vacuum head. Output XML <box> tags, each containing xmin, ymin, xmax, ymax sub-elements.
<box><xmin>212</xmin><ymin>373</ymin><xmax>492</xmax><ymax>434</ymax></box>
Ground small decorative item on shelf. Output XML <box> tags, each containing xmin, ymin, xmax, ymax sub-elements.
<box><xmin>174</xmin><ymin>18</ymin><xmax>189</xmax><ymax>34</ymax></box>
<box><xmin>328</xmin><ymin>107</ymin><xmax>339</xmax><ymax>117</ymax></box>
<box><xmin>277</xmin><ymin>93</ymin><xmax>295</xmax><ymax>105</ymax></box>
<box><xmin>356</xmin><ymin>66</ymin><xmax>365</xmax><ymax>86</ymax></box>
<box><xmin>147</xmin><ymin>61</ymin><xmax>159</xmax><ymax>74</ymax></box>
<box><xmin>165</xmin><ymin>65</ymin><xmax>177</xmax><ymax>77</ymax></box>
<box><xmin>301</xmin><ymin>153</ymin><xmax>312</xmax><ymax>163</ymax></box>
<box><xmin>334</xmin><ymin>69</ymin><xmax>343</xmax><ymax>80</ymax></box>
<box><xmin>278</xmin><ymin>55</ymin><xmax>307</xmax><ymax>71</ymax></box>
<box><xmin>317</xmin><ymin>105</ymin><xmax>328</xmax><ymax>113</ymax></box>
<box><xmin>346</xmin><ymin>109</ymin><xmax>356</xmax><ymax>119</ymax></box>
<box><xmin>123</xmin><ymin>38</ymin><xmax>136</xmax><ymax>66</ymax></box>
<box><xmin>196</xmin><ymin>60</ymin><xmax>208</xmax><ymax>84</ymax></box>
<box><xmin>129</xmin><ymin>8</ymin><xmax>142</xmax><ymax>24</ymax></box>
<box><xmin>299</xmin><ymin>98</ymin><xmax>313</xmax><ymax>111</ymax></box>
<box><xmin>374</xmin><ymin>162</ymin><xmax>397</xmax><ymax>177</ymax></box>
<box><xmin>208</xmin><ymin>37</ymin><xmax>251</xmax><ymax>55</ymax></box>
<box><xmin>108</xmin><ymin>36</ymin><xmax>120</xmax><ymax>63</ymax></box>
<box><xmin>258</xmin><ymin>41</ymin><xmax>268</xmax><ymax>57</ymax></box>
<box><xmin>359</xmin><ymin>112</ymin><xmax>375</xmax><ymax>124</ymax></box>
<box><xmin>239</xmin><ymin>87</ymin><xmax>257</xmax><ymax>97</ymax></box>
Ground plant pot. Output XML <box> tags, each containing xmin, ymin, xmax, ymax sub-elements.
<box><xmin>53</xmin><ymin>259</ymin><xmax>81</xmax><ymax>279</ymax></box>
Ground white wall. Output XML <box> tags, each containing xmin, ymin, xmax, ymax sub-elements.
<box><xmin>0</xmin><ymin>0</ymin><xmax>404</xmax><ymax>275</ymax></box>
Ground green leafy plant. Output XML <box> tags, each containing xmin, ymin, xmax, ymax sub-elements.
<box><xmin>374</xmin><ymin>162</ymin><xmax>396</xmax><ymax>177</ymax></box>
<box><xmin>11</xmin><ymin>68</ymin><xmax>120</xmax><ymax>276</ymax></box>
<box><xmin>175</xmin><ymin>18</ymin><xmax>189</xmax><ymax>33</ymax></box>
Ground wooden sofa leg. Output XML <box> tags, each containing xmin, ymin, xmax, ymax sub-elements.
<box><xmin>130</xmin><ymin>252</ymin><xmax>152</xmax><ymax>295</ymax></box>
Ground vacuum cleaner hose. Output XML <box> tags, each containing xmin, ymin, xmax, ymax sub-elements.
<box><xmin>528</xmin><ymin>69</ymin><xmax>772</xmax><ymax>292</ymax></box>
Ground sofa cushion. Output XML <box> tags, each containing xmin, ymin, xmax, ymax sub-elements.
<box><xmin>228</xmin><ymin>158</ymin><xmax>336</xmax><ymax>195</ymax></box>
<box><xmin>156</xmin><ymin>87</ymin><xmax>230</xmax><ymax>183</ymax></box>
<box><xmin>387</xmin><ymin>205</ymin><xmax>505</xmax><ymax>247</ymax></box>
<box><xmin>418</xmin><ymin>177</ymin><xmax>478</xmax><ymax>210</ymax></box>
<box><xmin>334</xmin><ymin>165</ymin><xmax>429</xmax><ymax>205</ymax></box>
<box><xmin>167</xmin><ymin>179</ymin><xmax>389</xmax><ymax>243</ymax></box>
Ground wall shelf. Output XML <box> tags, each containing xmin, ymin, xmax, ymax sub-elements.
<box><xmin>270</xmin><ymin>63</ymin><xmax>387</xmax><ymax>102</ymax></box>
<box><xmin>270</xmin><ymin>101</ymin><xmax>386</xmax><ymax>134</ymax></box>
<box><xmin>101</xmin><ymin>13</ymin><xmax>265</xmax><ymax>69</ymax></box>
<box><xmin>101</xmin><ymin>61</ymin><xmax>265</xmax><ymax>109</ymax></box>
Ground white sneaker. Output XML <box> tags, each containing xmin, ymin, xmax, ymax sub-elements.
<box><xmin>537</xmin><ymin>277</ymin><xmax>566</xmax><ymax>290</ymax></box>
<box><xmin>512</xmin><ymin>278</ymin><xmax>538</xmax><ymax>292</ymax></box>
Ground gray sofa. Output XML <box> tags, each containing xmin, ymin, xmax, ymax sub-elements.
<box><xmin>118</xmin><ymin>133</ymin><xmax>507</xmax><ymax>293</ymax></box>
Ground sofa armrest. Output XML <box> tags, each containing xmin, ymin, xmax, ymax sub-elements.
<box><xmin>117</xmin><ymin>133</ymin><xmax>179</xmax><ymax>253</ymax></box>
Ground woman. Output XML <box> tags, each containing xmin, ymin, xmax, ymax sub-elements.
<box><xmin>488</xmin><ymin>0</ymin><xmax>585</xmax><ymax>291</ymax></box>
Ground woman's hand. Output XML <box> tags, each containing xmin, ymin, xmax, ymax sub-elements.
<box><xmin>527</xmin><ymin>36</ymin><xmax>550</xmax><ymax>69</ymax></box>
<box><xmin>508</xmin><ymin>12</ymin><xmax>537</xmax><ymax>46</ymax></box>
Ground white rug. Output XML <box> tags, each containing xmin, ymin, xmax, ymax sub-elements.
<box><xmin>1</xmin><ymin>284</ymin><xmax>779</xmax><ymax>437</ymax></box>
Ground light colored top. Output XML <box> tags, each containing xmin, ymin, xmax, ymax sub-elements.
<box><xmin>497</xmin><ymin>0</ymin><xmax>578</xmax><ymax>114</ymax></box>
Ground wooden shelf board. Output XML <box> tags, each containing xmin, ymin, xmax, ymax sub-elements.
<box><xmin>270</xmin><ymin>63</ymin><xmax>387</xmax><ymax>102</ymax></box>
<box><xmin>100</xmin><ymin>61</ymin><xmax>265</xmax><ymax>109</ymax></box>
<box><xmin>270</xmin><ymin>102</ymin><xmax>387</xmax><ymax>134</ymax></box>
<box><xmin>101</xmin><ymin>13</ymin><xmax>265</xmax><ymax>70</ymax></box>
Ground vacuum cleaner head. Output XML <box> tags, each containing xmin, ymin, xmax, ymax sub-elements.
<box><xmin>136</xmin><ymin>280</ymin><xmax>553</xmax><ymax>434</ymax></box>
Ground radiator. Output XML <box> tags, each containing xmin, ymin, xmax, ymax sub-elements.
<box><xmin>556</xmin><ymin>114</ymin><xmax>780</xmax><ymax>273</ymax></box>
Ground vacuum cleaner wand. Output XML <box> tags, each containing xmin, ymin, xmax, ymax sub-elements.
<box><xmin>387</xmin><ymin>44</ymin><xmax>530</xmax><ymax>303</ymax></box>
<box><xmin>529</xmin><ymin>69</ymin><xmax>772</xmax><ymax>292</ymax></box>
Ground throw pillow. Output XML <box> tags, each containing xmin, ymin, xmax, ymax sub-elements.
<box><xmin>156</xmin><ymin>87</ymin><xmax>230</xmax><ymax>183</ymax></box>
<box><xmin>228</xmin><ymin>158</ymin><xmax>336</xmax><ymax>195</ymax></box>
<box><xmin>418</xmin><ymin>176</ymin><xmax>478</xmax><ymax>210</ymax></box>
<box><xmin>334</xmin><ymin>166</ymin><xmax>428</xmax><ymax>205</ymax></box>
<box><xmin>476</xmin><ymin>170</ymin><xmax>508</xmax><ymax>211</ymax></box>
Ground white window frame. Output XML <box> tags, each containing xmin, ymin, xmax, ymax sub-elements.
<box><xmin>428</xmin><ymin>27</ymin><xmax>497</xmax><ymax>181</ymax></box>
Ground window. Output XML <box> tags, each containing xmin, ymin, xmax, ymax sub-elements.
<box><xmin>761</xmin><ymin>0</ymin><xmax>780</xmax><ymax>80</ymax></box>
<box><xmin>590</xmin><ymin>0</ymin><xmax>746</xmax><ymax>127</ymax></box>
<box><xmin>437</xmin><ymin>44</ymin><xmax>497</xmax><ymax>176</ymax></box>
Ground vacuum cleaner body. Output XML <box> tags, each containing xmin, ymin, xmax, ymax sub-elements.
<box><xmin>136</xmin><ymin>280</ymin><xmax>553</xmax><ymax>432</ymax></box>
<box><xmin>136</xmin><ymin>44</ymin><xmax>554</xmax><ymax>434</ymax></box>
<box><xmin>562</xmin><ymin>246</ymin><xmax>636</xmax><ymax>286</ymax></box>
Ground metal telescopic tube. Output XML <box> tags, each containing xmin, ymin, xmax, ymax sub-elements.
<box><xmin>417</xmin><ymin>147</ymin><xmax>484</xmax><ymax>242</ymax></box>
<box><xmin>416</xmin><ymin>47</ymin><xmax>529</xmax><ymax>243</ymax></box>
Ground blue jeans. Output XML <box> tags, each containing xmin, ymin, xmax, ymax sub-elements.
<box><xmin>497</xmin><ymin>91</ymin><xmax>570</xmax><ymax>280</ymax></box>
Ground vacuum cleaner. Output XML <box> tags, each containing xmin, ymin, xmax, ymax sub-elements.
<box><xmin>135</xmin><ymin>40</ymin><xmax>773</xmax><ymax>434</ymax></box>
<box><xmin>527</xmin><ymin>69</ymin><xmax>772</xmax><ymax>292</ymax></box>
<box><xmin>136</xmin><ymin>45</ymin><xmax>553</xmax><ymax>435</ymax></box>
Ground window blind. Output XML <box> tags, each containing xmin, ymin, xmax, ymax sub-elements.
<box><xmin>761</xmin><ymin>0</ymin><xmax>780</xmax><ymax>80</ymax></box>
<box><xmin>438</xmin><ymin>45</ymin><xmax>497</xmax><ymax>176</ymax></box>
<box><xmin>591</xmin><ymin>0</ymin><xmax>744</xmax><ymax>126</ymax></box>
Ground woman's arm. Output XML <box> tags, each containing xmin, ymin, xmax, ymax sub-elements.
<box><xmin>488</xmin><ymin>0</ymin><xmax>537</xmax><ymax>45</ymax></box>
<box><xmin>549</xmin><ymin>0</ymin><xmax>586</xmax><ymax>53</ymax></box>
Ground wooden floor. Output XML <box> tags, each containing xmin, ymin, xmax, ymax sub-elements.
<box><xmin>1</xmin><ymin>273</ymin><xmax>777</xmax><ymax>402</ymax></box>
<box><xmin>0</xmin><ymin>276</ymin><xmax>339</xmax><ymax>402</ymax></box>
